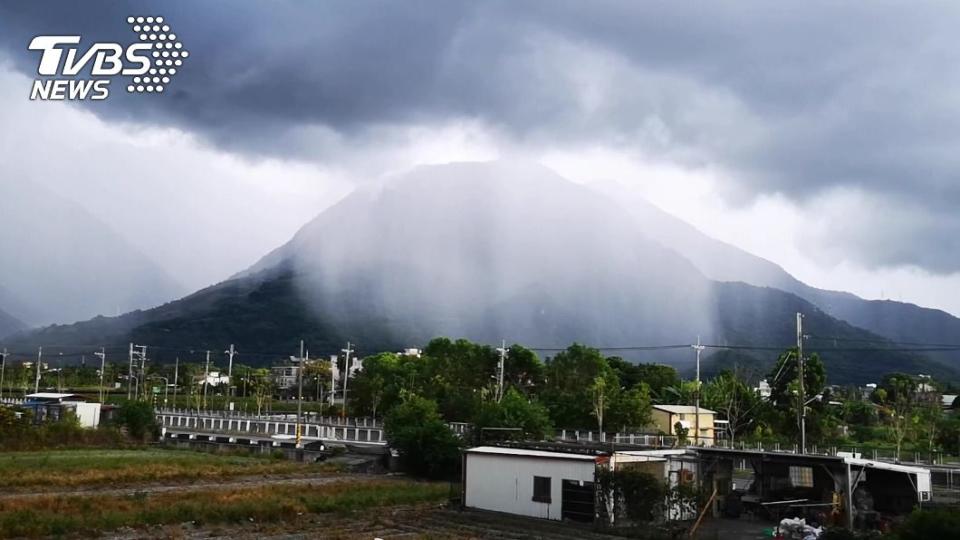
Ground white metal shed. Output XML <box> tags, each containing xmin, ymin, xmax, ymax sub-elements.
<box><xmin>463</xmin><ymin>446</ymin><xmax>599</xmax><ymax>521</ymax></box>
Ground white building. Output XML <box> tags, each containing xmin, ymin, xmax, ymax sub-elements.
<box><xmin>200</xmin><ymin>371</ymin><xmax>230</xmax><ymax>387</ymax></box>
<box><xmin>24</xmin><ymin>393</ymin><xmax>102</xmax><ymax>428</ymax></box>
<box><xmin>271</xmin><ymin>365</ymin><xmax>300</xmax><ymax>390</ymax></box>
<box><xmin>463</xmin><ymin>446</ymin><xmax>599</xmax><ymax>522</ymax></box>
<box><xmin>756</xmin><ymin>379</ymin><xmax>771</xmax><ymax>399</ymax></box>
<box><xmin>463</xmin><ymin>446</ymin><xmax>699</xmax><ymax>524</ymax></box>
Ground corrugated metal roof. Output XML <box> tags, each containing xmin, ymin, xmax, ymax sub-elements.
<box><xmin>843</xmin><ymin>457</ymin><xmax>930</xmax><ymax>476</ymax></box>
<box><xmin>466</xmin><ymin>446</ymin><xmax>597</xmax><ymax>461</ymax></box>
<box><xmin>615</xmin><ymin>449</ymin><xmax>689</xmax><ymax>457</ymax></box>
<box><xmin>652</xmin><ymin>404</ymin><xmax>717</xmax><ymax>415</ymax></box>
<box><xmin>26</xmin><ymin>393</ymin><xmax>81</xmax><ymax>399</ymax></box>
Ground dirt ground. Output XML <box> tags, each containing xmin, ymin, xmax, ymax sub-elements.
<box><xmin>106</xmin><ymin>505</ymin><xmax>637</xmax><ymax>540</ymax></box>
<box><xmin>0</xmin><ymin>472</ymin><xmax>363</xmax><ymax>500</ymax></box>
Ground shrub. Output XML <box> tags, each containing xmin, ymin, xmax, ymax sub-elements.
<box><xmin>894</xmin><ymin>508</ymin><xmax>960</xmax><ymax>540</ymax></box>
<box><xmin>384</xmin><ymin>394</ymin><xmax>462</xmax><ymax>479</ymax></box>
<box><xmin>113</xmin><ymin>401</ymin><xmax>159</xmax><ymax>441</ymax></box>
<box><xmin>597</xmin><ymin>468</ymin><xmax>666</xmax><ymax>523</ymax></box>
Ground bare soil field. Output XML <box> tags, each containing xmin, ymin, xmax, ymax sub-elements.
<box><xmin>105</xmin><ymin>505</ymin><xmax>630</xmax><ymax>540</ymax></box>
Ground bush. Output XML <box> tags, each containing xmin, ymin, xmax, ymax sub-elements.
<box><xmin>597</xmin><ymin>468</ymin><xmax>666</xmax><ymax>523</ymax></box>
<box><xmin>893</xmin><ymin>508</ymin><xmax>960</xmax><ymax>540</ymax></box>
<box><xmin>384</xmin><ymin>394</ymin><xmax>462</xmax><ymax>479</ymax></box>
<box><xmin>113</xmin><ymin>401</ymin><xmax>159</xmax><ymax>441</ymax></box>
<box><xmin>0</xmin><ymin>406</ymin><xmax>125</xmax><ymax>450</ymax></box>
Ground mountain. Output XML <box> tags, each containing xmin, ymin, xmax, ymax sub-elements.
<box><xmin>0</xmin><ymin>180</ymin><xmax>185</xmax><ymax>326</ymax></box>
<box><xmin>592</xmin><ymin>180</ymin><xmax>960</xmax><ymax>366</ymax></box>
<box><xmin>4</xmin><ymin>161</ymin><xmax>953</xmax><ymax>384</ymax></box>
<box><xmin>0</xmin><ymin>305</ymin><xmax>25</xmax><ymax>339</ymax></box>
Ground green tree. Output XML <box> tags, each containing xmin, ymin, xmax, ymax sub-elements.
<box><xmin>246</xmin><ymin>368</ymin><xmax>273</xmax><ymax>415</ymax></box>
<box><xmin>349</xmin><ymin>352</ymin><xmax>416</xmax><ymax>417</ymax></box>
<box><xmin>702</xmin><ymin>369</ymin><xmax>760</xmax><ymax>445</ymax></box>
<box><xmin>473</xmin><ymin>387</ymin><xmax>553</xmax><ymax>441</ymax></box>
<box><xmin>114</xmin><ymin>400</ymin><xmax>158</xmax><ymax>441</ymax></box>
<box><xmin>634</xmin><ymin>363</ymin><xmax>681</xmax><ymax>400</ymax></box>
<box><xmin>880</xmin><ymin>373</ymin><xmax>916</xmax><ymax>457</ymax></box>
<box><xmin>590</xmin><ymin>375</ymin><xmax>609</xmax><ymax>435</ymax></box>
<box><xmin>504</xmin><ymin>345</ymin><xmax>545</xmax><ymax>395</ymax></box>
<box><xmin>420</xmin><ymin>338</ymin><xmax>499</xmax><ymax>420</ymax></box>
<box><xmin>541</xmin><ymin>343</ymin><xmax>619</xmax><ymax>429</ymax></box>
<box><xmin>915</xmin><ymin>399</ymin><xmax>942</xmax><ymax>452</ymax></box>
<box><xmin>607</xmin><ymin>357</ymin><xmax>643</xmax><ymax>389</ymax></box>
<box><xmin>767</xmin><ymin>348</ymin><xmax>826</xmax><ymax>438</ymax></box>
<box><xmin>304</xmin><ymin>358</ymin><xmax>331</xmax><ymax>405</ymax></box>
<box><xmin>607</xmin><ymin>384</ymin><xmax>653</xmax><ymax>432</ymax></box>
<box><xmin>384</xmin><ymin>393</ymin><xmax>463</xmax><ymax>479</ymax></box>
<box><xmin>662</xmin><ymin>380</ymin><xmax>698</xmax><ymax>406</ymax></box>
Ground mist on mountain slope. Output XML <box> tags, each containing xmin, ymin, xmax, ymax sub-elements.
<box><xmin>591</xmin><ymin>178</ymin><xmax>960</xmax><ymax>365</ymax></box>
<box><xmin>270</xmin><ymin>161</ymin><xmax>717</xmax><ymax>348</ymax></box>
<box><xmin>0</xmin><ymin>304</ymin><xmax>24</xmax><ymax>339</ymax></box>
<box><xmin>0</xmin><ymin>179</ymin><xmax>185</xmax><ymax>326</ymax></box>
<box><xmin>3</xmin><ymin>161</ymin><xmax>955</xmax><ymax>384</ymax></box>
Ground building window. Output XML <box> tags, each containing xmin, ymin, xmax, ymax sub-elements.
<box><xmin>789</xmin><ymin>466</ymin><xmax>814</xmax><ymax>488</ymax></box>
<box><xmin>532</xmin><ymin>476</ymin><xmax>552</xmax><ymax>503</ymax></box>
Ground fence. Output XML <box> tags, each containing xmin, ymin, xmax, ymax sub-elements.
<box><xmin>155</xmin><ymin>408</ymin><xmax>386</xmax><ymax>444</ymax></box>
<box><xmin>156</xmin><ymin>407</ymin><xmax>380</xmax><ymax>427</ymax></box>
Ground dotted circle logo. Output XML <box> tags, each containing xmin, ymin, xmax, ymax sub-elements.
<box><xmin>124</xmin><ymin>16</ymin><xmax>188</xmax><ymax>94</ymax></box>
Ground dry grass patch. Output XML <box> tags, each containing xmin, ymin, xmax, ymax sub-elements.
<box><xmin>0</xmin><ymin>449</ymin><xmax>318</xmax><ymax>490</ymax></box>
<box><xmin>0</xmin><ymin>479</ymin><xmax>447</xmax><ymax>538</ymax></box>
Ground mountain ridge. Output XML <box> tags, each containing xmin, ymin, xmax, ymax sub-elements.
<box><xmin>4</xmin><ymin>161</ymin><xmax>954</xmax><ymax>384</ymax></box>
<box><xmin>592</xmin><ymin>179</ymin><xmax>960</xmax><ymax>365</ymax></box>
<box><xmin>0</xmin><ymin>306</ymin><xmax>25</xmax><ymax>339</ymax></box>
<box><xmin>0</xmin><ymin>179</ymin><xmax>185</xmax><ymax>326</ymax></box>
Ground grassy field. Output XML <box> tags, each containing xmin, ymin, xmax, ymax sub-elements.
<box><xmin>0</xmin><ymin>479</ymin><xmax>448</xmax><ymax>538</ymax></box>
<box><xmin>0</xmin><ymin>448</ymin><xmax>320</xmax><ymax>490</ymax></box>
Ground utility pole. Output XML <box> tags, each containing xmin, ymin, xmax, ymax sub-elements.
<box><xmin>34</xmin><ymin>346</ymin><xmax>42</xmax><ymax>394</ymax></box>
<box><xmin>0</xmin><ymin>348</ymin><xmax>8</xmax><ymax>400</ymax></box>
<box><xmin>797</xmin><ymin>312</ymin><xmax>806</xmax><ymax>454</ymax></box>
<box><xmin>127</xmin><ymin>343</ymin><xmax>134</xmax><ymax>399</ymax></box>
<box><xmin>203</xmin><ymin>350</ymin><xmax>211</xmax><ymax>410</ymax></box>
<box><xmin>172</xmin><ymin>357</ymin><xmax>179</xmax><ymax>409</ymax></box>
<box><xmin>137</xmin><ymin>345</ymin><xmax>147</xmax><ymax>401</ymax></box>
<box><xmin>296</xmin><ymin>340</ymin><xmax>304</xmax><ymax>447</ymax></box>
<box><xmin>329</xmin><ymin>355</ymin><xmax>338</xmax><ymax>406</ymax></box>
<box><xmin>341</xmin><ymin>342</ymin><xmax>354</xmax><ymax>418</ymax></box>
<box><xmin>315</xmin><ymin>351</ymin><xmax>322</xmax><ymax>403</ymax></box>
<box><xmin>225</xmin><ymin>344</ymin><xmax>235</xmax><ymax>397</ymax></box>
<box><xmin>692</xmin><ymin>336</ymin><xmax>705</xmax><ymax>447</ymax></box>
<box><xmin>495</xmin><ymin>340</ymin><xmax>507</xmax><ymax>402</ymax></box>
<box><xmin>94</xmin><ymin>348</ymin><xmax>106</xmax><ymax>403</ymax></box>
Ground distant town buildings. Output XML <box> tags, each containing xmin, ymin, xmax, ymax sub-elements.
<box><xmin>756</xmin><ymin>379</ymin><xmax>771</xmax><ymax>399</ymax></box>
<box><xmin>200</xmin><ymin>371</ymin><xmax>229</xmax><ymax>387</ymax></box>
<box><xmin>271</xmin><ymin>365</ymin><xmax>300</xmax><ymax>390</ymax></box>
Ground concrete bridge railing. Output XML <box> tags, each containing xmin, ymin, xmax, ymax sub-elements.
<box><xmin>155</xmin><ymin>409</ymin><xmax>386</xmax><ymax>445</ymax></box>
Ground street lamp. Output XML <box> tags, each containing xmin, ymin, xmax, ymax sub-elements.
<box><xmin>148</xmin><ymin>375</ymin><xmax>170</xmax><ymax>408</ymax></box>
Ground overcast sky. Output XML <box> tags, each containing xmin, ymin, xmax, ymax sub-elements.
<box><xmin>1</xmin><ymin>1</ymin><xmax>959</xmax><ymax>316</ymax></box>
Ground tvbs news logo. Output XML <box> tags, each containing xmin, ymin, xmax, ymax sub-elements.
<box><xmin>29</xmin><ymin>15</ymin><xmax>189</xmax><ymax>101</ymax></box>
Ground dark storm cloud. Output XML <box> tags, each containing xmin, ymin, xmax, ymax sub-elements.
<box><xmin>3</xmin><ymin>1</ymin><xmax>960</xmax><ymax>272</ymax></box>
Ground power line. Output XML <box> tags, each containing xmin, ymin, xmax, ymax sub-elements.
<box><xmin>807</xmin><ymin>335</ymin><xmax>960</xmax><ymax>348</ymax></box>
<box><xmin>3</xmin><ymin>335</ymin><xmax>960</xmax><ymax>365</ymax></box>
